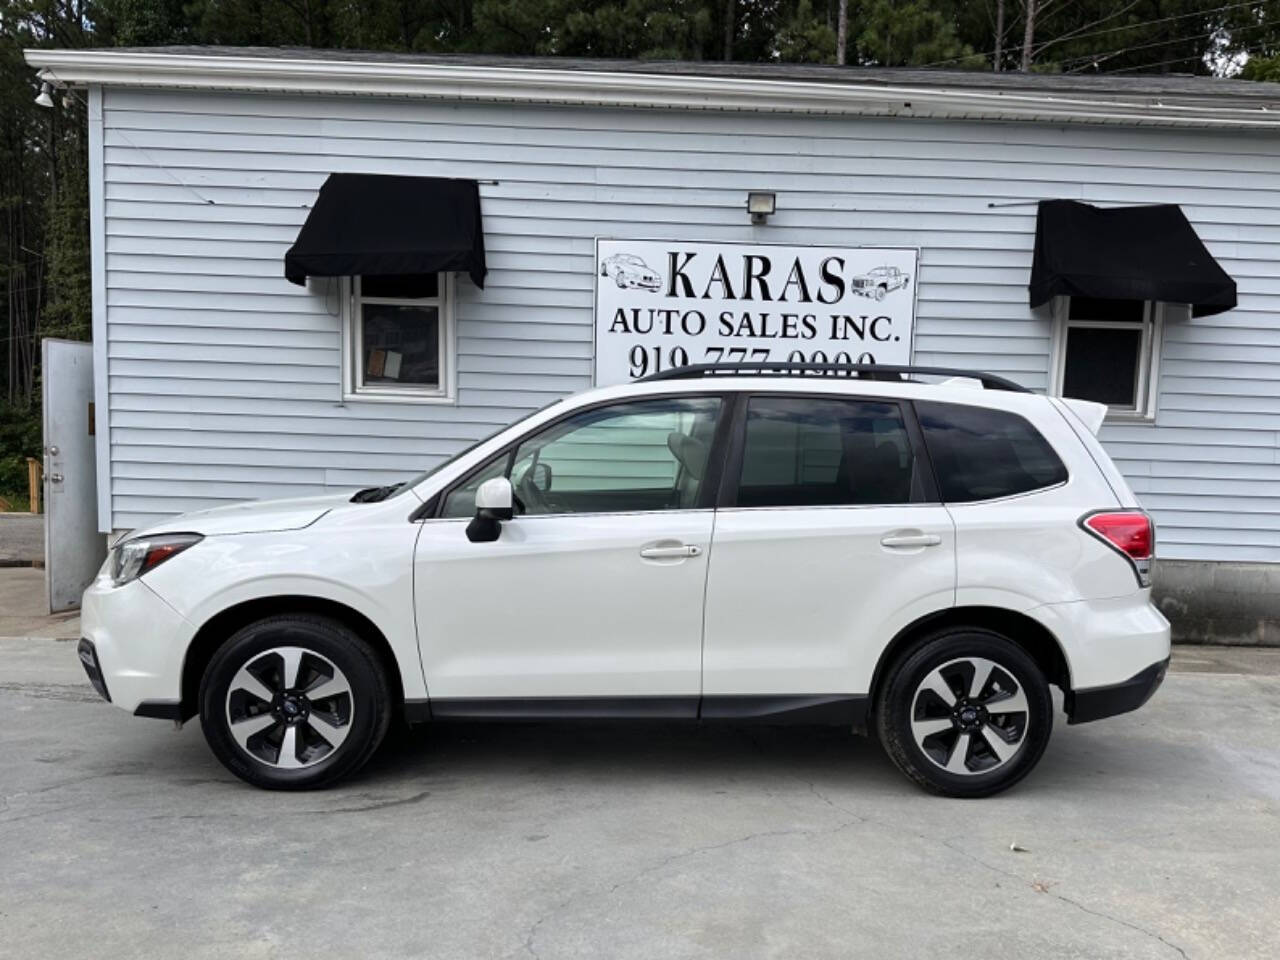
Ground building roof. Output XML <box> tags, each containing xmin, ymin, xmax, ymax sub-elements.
<box><xmin>25</xmin><ymin>46</ymin><xmax>1280</xmax><ymax>129</ymax></box>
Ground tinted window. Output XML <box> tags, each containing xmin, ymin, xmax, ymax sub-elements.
<box><xmin>916</xmin><ymin>401</ymin><xmax>1067</xmax><ymax>503</ymax></box>
<box><xmin>441</xmin><ymin>397</ymin><xmax>722</xmax><ymax>518</ymax></box>
<box><xmin>734</xmin><ymin>396</ymin><xmax>917</xmax><ymax>508</ymax></box>
<box><xmin>1063</xmin><ymin>326</ymin><xmax>1142</xmax><ymax>406</ymax></box>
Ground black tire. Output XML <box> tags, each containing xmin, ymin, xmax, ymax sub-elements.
<box><xmin>199</xmin><ymin>614</ymin><xmax>392</xmax><ymax>790</ymax></box>
<box><xmin>875</xmin><ymin>628</ymin><xmax>1052</xmax><ymax>798</ymax></box>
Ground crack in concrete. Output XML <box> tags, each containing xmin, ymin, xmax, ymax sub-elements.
<box><xmin>518</xmin><ymin>814</ymin><xmax>863</xmax><ymax>958</ymax></box>
<box><xmin>790</xmin><ymin>773</ymin><xmax>1192</xmax><ymax>960</ymax></box>
<box><xmin>138</xmin><ymin>790</ymin><xmax>435</xmax><ymax>821</ymax></box>
<box><xmin>929</xmin><ymin>837</ymin><xmax>1189</xmax><ymax>958</ymax></box>
<box><xmin>0</xmin><ymin>682</ymin><xmax>98</xmax><ymax>703</ymax></box>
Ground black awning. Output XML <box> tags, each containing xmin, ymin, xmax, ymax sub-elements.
<box><xmin>1029</xmin><ymin>199</ymin><xmax>1235</xmax><ymax>318</ymax></box>
<box><xmin>285</xmin><ymin>174</ymin><xmax>486</xmax><ymax>289</ymax></box>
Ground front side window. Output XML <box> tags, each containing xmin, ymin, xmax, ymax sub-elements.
<box><xmin>916</xmin><ymin>401</ymin><xmax>1067</xmax><ymax>503</ymax></box>
<box><xmin>732</xmin><ymin>396</ymin><xmax>919</xmax><ymax>508</ymax></box>
<box><xmin>440</xmin><ymin>396</ymin><xmax>723</xmax><ymax>518</ymax></box>
<box><xmin>346</xmin><ymin>274</ymin><xmax>452</xmax><ymax>401</ymax></box>
<box><xmin>1050</xmin><ymin>297</ymin><xmax>1168</xmax><ymax>419</ymax></box>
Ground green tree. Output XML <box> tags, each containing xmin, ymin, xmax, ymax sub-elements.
<box><xmin>853</xmin><ymin>0</ymin><xmax>979</xmax><ymax>67</ymax></box>
<box><xmin>1242</xmin><ymin>53</ymin><xmax>1280</xmax><ymax>80</ymax></box>
<box><xmin>776</xmin><ymin>0</ymin><xmax>836</xmax><ymax>63</ymax></box>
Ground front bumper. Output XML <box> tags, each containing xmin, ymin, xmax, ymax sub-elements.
<box><xmin>77</xmin><ymin>639</ymin><xmax>111</xmax><ymax>702</ymax></box>
<box><xmin>79</xmin><ymin>573</ymin><xmax>194</xmax><ymax>714</ymax></box>
<box><xmin>1066</xmin><ymin>657</ymin><xmax>1169</xmax><ymax>724</ymax></box>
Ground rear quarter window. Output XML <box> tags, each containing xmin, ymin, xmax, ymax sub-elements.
<box><xmin>916</xmin><ymin>401</ymin><xmax>1068</xmax><ymax>503</ymax></box>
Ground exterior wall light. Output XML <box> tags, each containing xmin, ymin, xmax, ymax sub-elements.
<box><xmin>34</xmin><ymin>81</ymin><xmax>54</xmax><ymax>109</ymax></box>
<box><xmin>747</xmin><ymin>191</ymin><xmax>776</xmax><ymax>225</ymax></box>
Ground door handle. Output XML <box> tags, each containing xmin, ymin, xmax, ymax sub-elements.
<box><xmin>880</xmin><ymin>532</ymin><xmax>941</xmax><ymax>548</ymax></box>
<box><xmin>639</xmin><ymin>544</ymin><xmax>702</xmax><ymax>559</ymax></box>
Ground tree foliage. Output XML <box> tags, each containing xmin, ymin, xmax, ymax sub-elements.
<box><xmin>0</xmin><ymin>0</ymin><xmax>1276</xmax><ymax>500</ymax></box>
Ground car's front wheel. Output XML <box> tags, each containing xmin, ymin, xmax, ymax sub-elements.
<box><xmin>199</xmin><ymin>614</ymin><xmax>392</xmax><ymax>790</ymax></box>
<box><xmin>875</xmin><ymin>628</ymin><xmax>1052</xmax><ymax>798</ymax></box>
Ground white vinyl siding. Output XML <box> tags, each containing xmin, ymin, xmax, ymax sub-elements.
<box><xmin>100</xmin><ymin>88</ymin><xmax>1280</xmax><ymax>562</ymax></box>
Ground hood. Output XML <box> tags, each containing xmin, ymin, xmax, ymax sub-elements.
<box><xmin>128</xmin><ymin>492</ymin><xmax>358</xmax><ymax>539</ymax></box>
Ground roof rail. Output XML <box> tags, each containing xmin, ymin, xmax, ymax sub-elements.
<box><xmin>638</xmin><ymin>362</ymin><xmax>1031</xmax><ymax>393</ymax></box>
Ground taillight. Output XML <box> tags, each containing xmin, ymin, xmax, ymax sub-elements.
<box><xmin>1080</xmin><ymin>511</ymin><xmax>1153</xmax><ymax>587</ymax></box>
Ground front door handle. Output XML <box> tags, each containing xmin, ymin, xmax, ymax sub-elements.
<box><xmin>880</xmin><ymin>532</ymin><xmax>942</xmax><ymax>548</ymax></box>
<box><xmin>639</xmin><ymin>544</ymin><xmax>702</xmax><ymax>559</ymax></box>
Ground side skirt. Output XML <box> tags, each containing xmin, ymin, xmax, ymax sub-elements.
<box><xmin>404</xmin><ymin>694</ymin><xmax>867</xmax><ymax>728</ymax></box>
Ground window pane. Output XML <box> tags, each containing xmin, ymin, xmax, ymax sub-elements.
<box><xmin>735</xmin><ymin>397</ymin><xmax>915</xmax><ymax>508</ymax></box>
<box><xmin>440</xmin><ymin>452</ymin><xmax>509</xmax><ymax>519</ymax></box>
<box><xmin>916</xmin><ymin>401</ymin><xmax>1067</xmax><ymax>503</ymax></box>
<box><xmin>444</xmin><ymin>397</ymin><xmax>722</xmax><ymax>517</ymax></box>
<box><xmin>362</xmin><ymin>274</ymin><xmax>439</xmax><ymax>298</ymax></box>
<box><xmin>362</xmin><ymin>303</ymin><xmax>440</xmax><ymax>389</ymax></box>
<box><xmin>1063</xmin><ymin>326</ymin><xmax>1142</xmax><ymax>407</ymax></box>
<box><xmin>1068</xmin><ymin>297</ymin><xmax>1144</xmax><ymax>322</ymax></box>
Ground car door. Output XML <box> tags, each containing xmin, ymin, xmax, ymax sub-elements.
<box><xmin>701</xmin><ymin>393</ymin><xmax>955</xmax><ymax>706</ymax></box>
<box><xmin>414</xmin><ymin>393</ymin><xmax>726</xmax><ymax>714</ymax></box>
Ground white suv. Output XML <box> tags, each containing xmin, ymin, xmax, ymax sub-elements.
<box><xmin>78</xmin><ymin>364</ymin><xmax>1170</xmax><ymax>796</ymax></box>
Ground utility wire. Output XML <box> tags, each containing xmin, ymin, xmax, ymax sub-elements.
<box><xmin>52</xmin><ymin>84</ymin><xmax>216</xmax><ymax>206</ymax></box>
<box><xmin>1098</xmin><ymin>45</ymin><xmax>1269</xmax><ymax>74</ymax></box>
<box><xmin>1063</xmin><ymin>19</ymin><xmax>1277</xmax><ymax>73</ymax></box>
<box><xmin>1035</xmin><ymin>0</ymin><xmax>1264</xmax><ymax>54</ymax></box>
<box><xmin>1031</xmin><ymin>0</ymin><xmax>1144</xmax><ymax>55</ymax></box>
<box><xmin>918</xmin><ymin>0</ymin><xmax>1265</xmax><ymax>69</ymax></box>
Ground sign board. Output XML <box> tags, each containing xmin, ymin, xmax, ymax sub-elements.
<box><xmin>594</xmin><ymin>239</ymin><xmax>918</xmax><ymax>385</ymax></box>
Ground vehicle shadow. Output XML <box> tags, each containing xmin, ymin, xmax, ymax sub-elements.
<box><xmin>350</xmin><ymin>710</ymin><xmax>1182</xmax><ymax>801</ymax></box>
<box><xmin>362</xmin><ymin>719</ymin><xmax>906</xmax><ymax>791</ymax></box>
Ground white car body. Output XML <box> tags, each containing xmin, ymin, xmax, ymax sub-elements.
<box><xmin>80</xmin><ymin>369</ymin><xmax>1170</xmax><ymax>791</ymax></box>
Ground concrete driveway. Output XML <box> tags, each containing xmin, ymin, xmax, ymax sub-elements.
<box><xmin>1</xmin><ymin>630</ymin><xmax>1278</xmax><ymax>959</ymax></box>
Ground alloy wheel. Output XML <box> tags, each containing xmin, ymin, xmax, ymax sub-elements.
<box><xmin>909</xmin><ymin>656</ymin><xmax>1030</xmax><ymax>776</ymax></box>
<box><xmin>224</xmin><ymin>646</ymin><xmax>354</xmax><ymax>769</ymax></box>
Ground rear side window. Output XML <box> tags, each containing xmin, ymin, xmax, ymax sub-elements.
<box><xmin>916</xmin><ymin>401</ymin><xmax>1067</xmax><ymax>503</ymax></box>
<box><xmin>733</xmin><ymin>396</ymin><xmax>919</xmax><ymax>507</ymax></box>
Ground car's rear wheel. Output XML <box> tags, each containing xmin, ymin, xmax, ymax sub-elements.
<box><xmin>199</xmin><ymin>614</ymin><xmax>392</xmax><ymax>790</ymax></box>
<box><xmin>875</xmin><ymin>628</ymin><xmax>1052</xmax><ymax>798</ymax></box>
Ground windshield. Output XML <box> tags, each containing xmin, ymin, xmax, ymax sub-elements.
<box><xmin>377</xmin><ymin>398</ymin><xmax>566</xmax><ymax>499</ymax></box>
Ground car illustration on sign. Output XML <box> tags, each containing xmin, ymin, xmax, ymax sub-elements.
<box><xmin>851</xmin><ymin>265</ymin><xmax>911</xmax><ymax>300</ymax></box>
<box><xmin>601</xmin><ymin>253</ymin><xmax>663</xmax><ymax>291</ymax></box>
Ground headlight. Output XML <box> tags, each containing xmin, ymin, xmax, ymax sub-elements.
<box><xmin>110</xmin><ymin>533</ymin><xmax>203</xmax><ymax>586</ymax></box>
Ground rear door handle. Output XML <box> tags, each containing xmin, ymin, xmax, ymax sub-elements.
<box><xmin>880</xmin><ymin>532</ymin><xmax>942</xmax><ymax>548</ymax></box>
<box><xmin>639</xmin><ymin>544</ymin><xmax>702</xmax><ymax>559</ymax></box>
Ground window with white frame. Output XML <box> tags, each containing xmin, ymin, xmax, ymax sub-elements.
<box><xmin>1049</xmin><ymin>297</ymin><xmax>1169</xmax><ymax>420</ymax></box>
<box><xmin>345</xmin><ymin>274</ymin><xmax>454</xmax><ymax>401</ymax></box>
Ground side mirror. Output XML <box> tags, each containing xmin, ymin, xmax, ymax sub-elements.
<box><xmin>466</xmin><ymin>476</ymin><xmax>513</xmax><ymax>543</ymax></box>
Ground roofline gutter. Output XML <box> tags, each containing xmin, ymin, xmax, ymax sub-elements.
<box><xmin>24</xmin><ymin>49</ymin><xmax>1280</xmax><ymax>129</ymax></box>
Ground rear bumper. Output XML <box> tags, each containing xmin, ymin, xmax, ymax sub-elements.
<box><xmin>1031</xmin><ymin>594</ymin><xmax>1171</xmax><ymax>691</ymax></box>
<box><xmin>1066</xmin><ymin>657</ymin><xmax>1169</xmax><ymax>725</ymax></box>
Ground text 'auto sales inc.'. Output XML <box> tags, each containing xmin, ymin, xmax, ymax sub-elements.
<box><xmin>24</xmin><ymin>47</ymin><xmax>1280</xmax><ymax>641</ymax></box>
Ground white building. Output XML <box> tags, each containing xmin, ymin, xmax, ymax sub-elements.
<box><xmin>24</xmin><ymin>47</ymin><xmax>1280</xmax><ymax>639</ymax></box>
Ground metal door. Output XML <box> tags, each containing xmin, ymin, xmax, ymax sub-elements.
<box><xmin>43</xmin><ymin>339</ymin><xmax>104</xmax><ymax>612</ymax></box>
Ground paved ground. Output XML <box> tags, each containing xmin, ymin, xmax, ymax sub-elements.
<box><xmin>0</xmin><ymin>568</ymin><xmax>77</xmax><ymax>638</ymax></box>
<box><xmin>1</xmin><ymin>617</ymin><xmax>1278</xmax><ymax>959</ymax></box>
<box><xmin>0</xmin><ymin>512</ymin><xmax>43</xmax><ymax>565</ymax></box>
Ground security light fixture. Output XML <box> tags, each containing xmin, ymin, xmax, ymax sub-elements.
<box><xmin>747</xmin><ymin>191</ymin><xmax>776</xmax><ymax>225</ymax></box>
<box><xmin>34</xmin><ymin>81</ymin><xmax>54</xmax><ymax>109</ymax></box>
